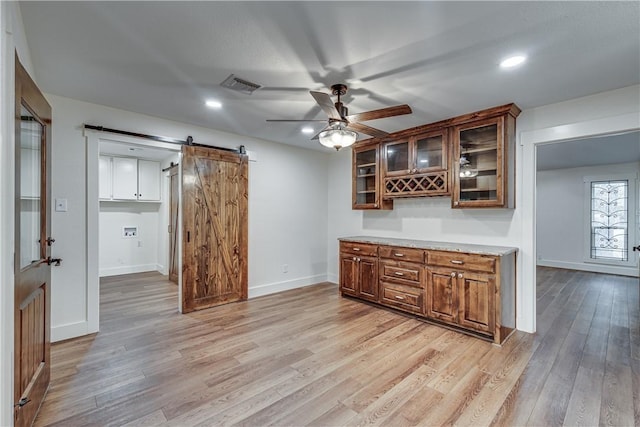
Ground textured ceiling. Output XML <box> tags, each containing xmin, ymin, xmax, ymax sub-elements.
<box><xmin>20</xmin><ymin>1</ymin><xmax>640</xmax><ymax>151</ymax></box>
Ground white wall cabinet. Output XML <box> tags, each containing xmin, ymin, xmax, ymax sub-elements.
<box><xmin>137</xmin><ymin>159</ymin><xmax>161</xmax><ymax>201</ymax></box>
<box><xmin>100</xmin><ymin>156</ymin><xmax>161</xmax><ymax>202</ymax></box>
<box><xmin>99</xmin><ymin>156</ymin><xmax>112</xmax><ymax>199</ymax></box>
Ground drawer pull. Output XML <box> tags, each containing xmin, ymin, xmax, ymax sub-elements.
<box><xmin>394</xmin><ymin>295</ymin><xmax>406</xmax><ymax>300</ymax></box>
<box><xmin>394</xmin><ymin>253</ymin><xmax>404</xmax><ymax>257</ymax></box>
<box><xmin>394</xmin><ymin>272</ymin><xmax>404</xmax><ymax>276</ymax></box>
<box><xmin>450</xmin><ymin>260</ymin><xmax>464</xmax><ymax>265</ymax></box>
<box><xmin>352</xmin><ymin>247</ymin><xmax>361</xmax><ymax>252</ymax></box>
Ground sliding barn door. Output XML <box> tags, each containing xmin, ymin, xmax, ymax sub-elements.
<box><xmin>14</xmin><ymin>55</ymin><xmax>52</xmax><ymax>427</ymax></box>
<box><xmin>181</xmin><ymin>145</ymin><xmax>248</xmax><ymax>313</ymax></box>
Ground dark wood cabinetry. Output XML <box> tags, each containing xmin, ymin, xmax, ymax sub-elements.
<box><xmin>339</xmin><ymin>238</ymin><xmax>516</xmax><ymax>344</ymax></box>
<box><xmin>339</xmin><ymin>242</ymin><xmax>379</xmax><ymax>302</ymax></box>
<box><xmin>352</xmin><ymin>142</ymin><xmax>392</xmax><ymax>210</ymax></box>
<box><xmin>451</xmin><ymin>105</ymin><xmax>519</xmax><ymax>208</ymax></box>
<box><xmin>382</xmin><ymin>129</ymin><xmax>449</xmax><ymax>198</ymax></box>
<box><xmin>351</xmin><ymin>103</ymin><xmax>520</xmax><ymax>209</ymax></box>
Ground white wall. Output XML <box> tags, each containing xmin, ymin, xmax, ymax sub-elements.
<box><xmin>537</xmin><ymin>162</ymin><xmax>639</xmax><ymax>276</ymax></box>
<box><xmin>327</xmin><ymin>84</ymin><xmax>640</xmax><ymax>334</ymax></box>
<box><xmin>99</xmin><ymin>203</ymin><xmax>161</xmax><ymax>276</ymax></box>
<box><xmin>0</xmin><ymin>3</ymin><xmax>36</xmax><ymax>425</ymax></box>
<box><xmin>48</xmin><ymin>93</ymin><xmax>330</xmax><ymax>341</ymax></box>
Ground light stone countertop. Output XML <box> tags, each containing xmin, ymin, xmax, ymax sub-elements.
<box><xmin>339</xmin><ymin>236</ymin><xmax>518</xmax><ymax>256</ymax></box>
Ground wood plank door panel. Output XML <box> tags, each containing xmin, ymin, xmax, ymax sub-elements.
<box><xmin>168</xmin><ymin>166</ymin><xmax>179</xmax><ymax>283</ymax></box>
<box><xmin>14</xmin><ymin>55</ymin><xmax>52</xmax><ymax>427</ymax></box>
<box><xmin>182</xmin><ymin>146</ymin><xmax>248</xmax><ymax>313</ymax></box>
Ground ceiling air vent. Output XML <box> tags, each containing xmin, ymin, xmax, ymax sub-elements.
<box><xmin>220</xmin><ymin>74</ymin><xmax>262</xmax><ymax>95</ymax></box>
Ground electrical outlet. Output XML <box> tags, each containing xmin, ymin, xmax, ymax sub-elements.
<box><xmin>282</xmin><ymin>264</ymin><xmax>288</xmax><ymax>273</ymax></box>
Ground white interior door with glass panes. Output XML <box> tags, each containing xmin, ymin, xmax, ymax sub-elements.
<box><xmin>585</xmin><ymin>173</ymin><xmax>638</xmax><ymax>269</ymax></box>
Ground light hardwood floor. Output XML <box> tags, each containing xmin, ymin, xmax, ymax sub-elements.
<box><xmin>34</xmin><ymin>267</ymin><xmax>639</xmax><ymax>426</ymax></box>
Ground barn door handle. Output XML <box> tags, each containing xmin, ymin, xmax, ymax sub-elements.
<box><xmin>15</xmin><ymin>397</ymin><xmax>29</xmax><ymax>408</ymax></box>
<box><xmin>187</xmin><ymin>231</ymin><xmax>190</xmax><ymax>242</ymax></box>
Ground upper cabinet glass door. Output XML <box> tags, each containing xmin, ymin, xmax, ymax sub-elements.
<box><xmin>384</xmin><ymin>140</ymin><xmax>410</xmax><ymax>175</ymax></box>
<box><xmin>415</xmin><ymin>133</ymin><xmax>446</xmax><ymax>173</ymax></box>
<box><xmin>453</xmin><ymin>116</ymin><xmax>511</xmax><ymax>208</ymax></box>
<box><xmin>354</xmin><ymin>147</ymin><xmax>377</xmax><ymax>206</ymax></box>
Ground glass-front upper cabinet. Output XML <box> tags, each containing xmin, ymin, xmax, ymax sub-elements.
<box><xmin>452</xmin><ymin>112</ymin><xmax>517</xmax><ymax>208</ymax></box>
<box><xmin>383</xmin><ymin>130</ymin><xmax>447</xmax><ymax>177</ymax></box>
<box><xmin>353</xmin><ymin>142</ymin><xmax>392</xmax><ymax>210</ymax></box>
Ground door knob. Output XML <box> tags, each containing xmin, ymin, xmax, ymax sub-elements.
<box><xmin>45</xmin><ymin>237</ymin><xmax>55</xmax><ymax>246</ymax></box>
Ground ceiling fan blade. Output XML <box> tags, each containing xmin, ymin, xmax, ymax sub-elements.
<box><xmin>266</xmin><ymin>119</ymin><xmax>327</xmax><ymax>122</ymax></box>
<box><xmin>346</xmin><ymin>122</ymin><xmax>389</xmax><ymax>138</ymax></box>
<box><xmin>346</xmin><ymin>104</ymin><xmax>412</xmax><ymax>122</ymax></box>
<box><xmin>310</xmin><ymin>91</ymin><xmax>342</xmax><ymax>120</ymax></box>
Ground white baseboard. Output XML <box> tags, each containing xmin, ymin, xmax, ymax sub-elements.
<box><xmin>249</xmin><ymin>274</ymin><xmax>329</xmax><ymax>298</ymax></box>
<box><xmin>156</xmin><ymin>263</ymin><xmax>167</xmax><ymax>275</ymax></box>
<box><xmin>327</xmin><ymin>273</ymin><xmax>338</xmax><ymax>284</ymax></box>
<box><xmin>99</xmin><ymin>264</ymin><xmax>158</xmax><ymax>277</ymax></box>
<box><xmin>51</xmin><ymin>320</ymin><xmax>91</xmax><ymax>343</ymax></box>
<box><xmin>537</xmin><ymin>259</ymin><xmax>638</xmax><ymax>277</ymax></box>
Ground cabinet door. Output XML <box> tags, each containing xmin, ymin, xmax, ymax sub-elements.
<box><xmin>112</xmin><ymin>157</ymin><xmax>138</xmax><ymax>200</ymax></box>
<box><xmin>98</xmin><ymin>156</ymin><xmax>112</xmax><ymax>199</ymax></box>
<box><xmin>457</xmin><ymin>271</ymin><xmax>495</xmax><ymax>334</ymax></box>
<box><xmin>358</xmin><ymin>256</ymin><xmax>379</xmax><ymax>302</ymax></box>
<box><xmin>138</xmin><ymin>159</ymin><xmax>161</xmax><ymax>201</ymax></box>
<box><xmin>452</xmin><ymin>116</ymin><xmax>505</xmax><ymax>208</ymax></box>
<box><xmin>383</xmin><ymin>140</ymin><xmax>411</xmax><ymax>176</ymax></box>
<box><xmin>353</xmin><ymin>147</ymin><xmax>379</xmax><ymax>208</ymax></box>
<box><xmin>415</xmin><ymin>131</ymin><xmax>447</xmax><ymax>173</ymax></box>
<box><xmin>340</xmin><ymin>255</ymin><xmax>358</xmax><ymax>296</ymax></box>
<box><xmin>426</xmin><ymin>267</ymin><xmax>457</xmax><ymax>324</ymax></box>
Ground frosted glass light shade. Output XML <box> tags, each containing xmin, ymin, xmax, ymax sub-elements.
<box><xmin>319</xmin><ymin>128</ymin><xmax>357</xmax><ymax>151</ymax></box>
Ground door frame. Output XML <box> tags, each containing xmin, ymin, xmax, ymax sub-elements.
<box><xmin>84</xmin><ymin>131</ymin><xmax>183</xmax><ymax>336</ymax></box>
<box><xmin>520</xmin><ymin>112</ymin><xmax>640</xmax><ymax>333</ymax></box>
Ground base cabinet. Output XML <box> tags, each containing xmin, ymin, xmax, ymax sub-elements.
<box><xmin>426</xmin><ymin>266</ymin><xmax>494</xmax><ymax>335</ymax></box>
<box><xmin>339</xmin><ymin>238</ymin><xmax>516</xmax><ymax>344</ymax></box>
<box><xmin>339</xmin><ymin>242</ymin><xmax>379</xmax><ymax>302</ymax></box>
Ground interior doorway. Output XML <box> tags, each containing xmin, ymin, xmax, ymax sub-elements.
<box><xmin>97</xmin><ymin>138</ymin><xmax>180</xmax><ymax>280</ymax></box>
<box><xmin>535</xmin><ymin>130</ymin><xmax>640</xmax><ymax>278</ymax></box>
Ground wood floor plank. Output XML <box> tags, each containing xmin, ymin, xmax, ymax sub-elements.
<box><xmin>33</xmin><ymin>268</ymin><xmax>638</xmax><ymax>427</ymax></box>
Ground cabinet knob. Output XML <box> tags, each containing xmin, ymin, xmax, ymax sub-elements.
<box><xmin>458</xmin><ymin>273</ymin><xmax>464</xmax><ymax>279</ymax></box>
<box><xmin>450</xmin><ymin>272</ymin><xmax>456</xmax><ymax>277</ymax></box>
<box><xmin>374</xmin><ymin>203</ymin><xmax>378</xmax><ymax>208</ymax></box>
<box><xmin>353</xmin><ymin>257</ymin><xmax>357</xmax><ymax>261</ymax></box>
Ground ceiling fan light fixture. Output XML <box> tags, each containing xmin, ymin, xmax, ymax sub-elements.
<box><xmin>319</xmin><ymin>125</ymin><xmax>357</xmax><ymax>151</ymax></box>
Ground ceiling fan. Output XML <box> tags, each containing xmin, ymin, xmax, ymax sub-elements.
<box><xmin>266</xmin><ymin>83</ymin><xmax>412</xmax><ymax>150</ymax></box>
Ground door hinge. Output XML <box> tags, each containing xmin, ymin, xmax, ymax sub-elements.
<box><xmin>14</xmin><ymin>397</ymin><xmax>29</xmax><ymax>408</ymax></box>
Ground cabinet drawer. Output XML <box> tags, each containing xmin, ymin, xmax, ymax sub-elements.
<box><xmin>380</xmin><ymin>261</ymin><xmax>422</xmax><ymax>286</ymax></box>
<box><xmin>380</xmin><ymin>282</ymin><xmax>424</xmax><ymax>314</ymax></box>
<box><xmin>379</xmin><ymin>246</ymin><xmax>424</xmax><ymax>263</ymax></box>
<box><xmin>340</xmin><ymin>242</ymin><xmax>378</xmax><ymax>257</ymax></box>
<box><xmin>426</xmin><ymin>251</ymin><xmax>496</xmax><ymax>273</ymax></box>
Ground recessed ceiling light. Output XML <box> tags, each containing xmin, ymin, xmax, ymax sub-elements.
<box><xmin>301</xmin><ymin>127</ymin><xmax>314</xmax><ymax>134</ymax></box>
<box><xmin>500</xmin><ymin>55</ymin><xmax>527</xmax><ymax>69</ymax></box>
<box><xmin>205</xmin><ymin>100</ymin><xmax>222</xmax><ymax>109</ymax></box>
